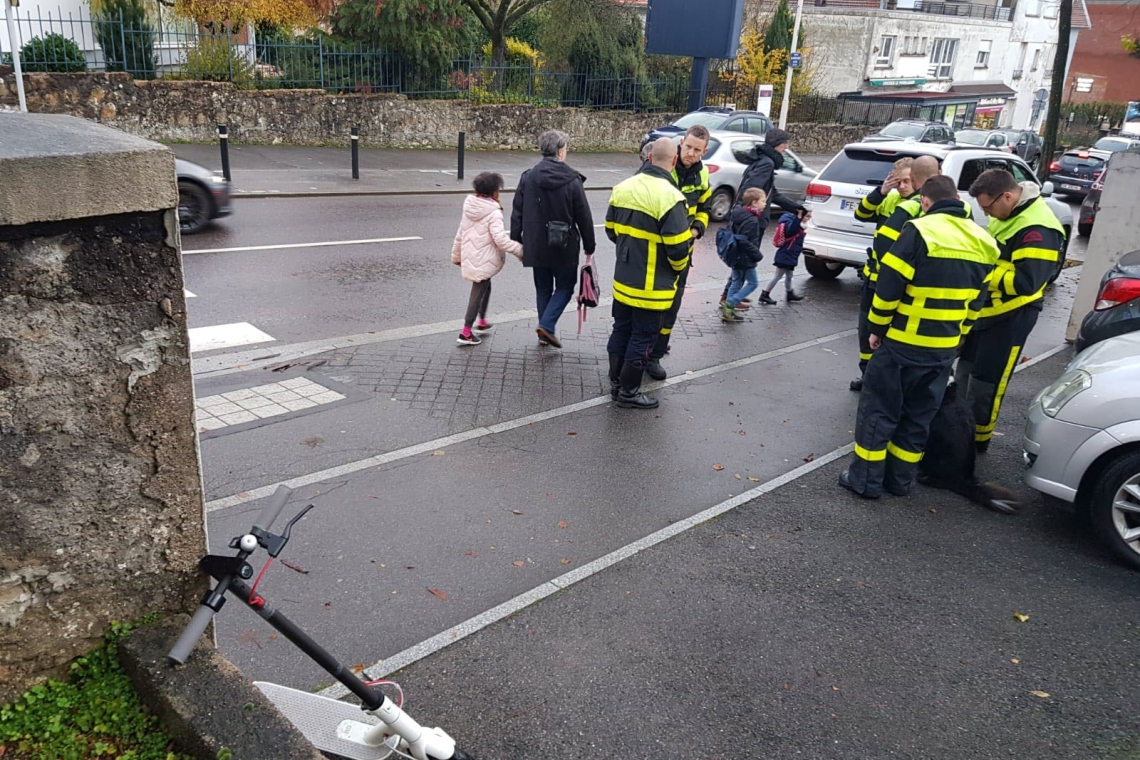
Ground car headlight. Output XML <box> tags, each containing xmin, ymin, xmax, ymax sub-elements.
<box><xmin>1037</xmin><ymin>369</ymin><xmax>1091</xmax><ymax>418</ymax></box>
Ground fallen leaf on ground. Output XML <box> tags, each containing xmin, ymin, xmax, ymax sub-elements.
<box><xmin>427</xmin><ymin>588</ymin><xmax>449</xmax><ymax>601</ymax></box>
<box><xmin>560</xmin><ymin>558</ymin><xmax>571</xmax><ymax>564</ymax></box>
<box><xmin>281</xmin><ymin>560</ymin><xmax>309</xmax><ymax>574</ymax></box>
<box><xmin>369</xmin><ymin>494</ymin><xmax>378</xmax><ymax>499</ymax></box>
<box><xmin>323</xmin><ymin>602</ymin><xmax>332</xmax><ymax>609</ymax></box>
<box><xmin>512</xmin><ymin>510</ymin><xmax>523</xmax><ymax>515</ymax></box>
<box><xmin>1020</xmin><ymin>356</ymin><xmax>1032</xmax><ymax>364</ymax></box>
<box><xmin>352</xmin><ymin>664</ymin><xmax>365</xmax><ymax>673</ymax></box>
<box><xmin>1030</xmin><ymin>690</ymin><xmax>1050</xmax><ymax>698</ymax></box>
<box><xmin>431</xmin><ymin>450</ymin><xmax>446</xmax><ymax>456</ymax></box>
<box><xmin>513</xmin><ymin>561</ymin><xmax>526</xmax><ymax>568</ymax></box>
<box><xmin>568</xmin><ymin>431</ymin><xmax>577</xmax><ymax>436</ymax></box>
<box><xmin>803</xmin><ymin>454</ymin><xmax>816</xmax><ymax>463</ymax></box>
<box><xmin>1011</xmin><ymin>658</ymin><xmax>1020</xmax><ymax>665</ymax></box>
<box><xmin>237</xmin><ymin>492</ymin><xmax>249</xmax><ymax>499</ymax></box>
<box><xmin>735</xmin><ymin>473</ymin><xmax>742</xmax><ymax>480</ymax></box>
<box><xmin>269</xmin><ymin>633</ymin><xmax>278</xmax><ymax>641</ymax></box>
<box><xmin>1014</xmin><ymin>612</ymin><xmax>1030</xmax><ymax>623</ymax></box>
<box><xmin>558</xmin><ymin>521</ymin><xmax>569</xmax><ymax>529</ymax></box>
<box><xmin>301</xmin><ymin>437</ymin><xmax>324</xmax><ymax>448</ymax></box>
<box><xmin>748</xmin><ymin>477</ymin><xmax>761</xmax><ymax>482</ymax></box>
<box><xmin>713</xmin><ymin>464</ymin><xmax>725</xmax><ymax>471</ymax></box>
<box><xmin>236</xmin><ymin>629</ymin><xmax>260</xmax><ymax>647</ymax></box>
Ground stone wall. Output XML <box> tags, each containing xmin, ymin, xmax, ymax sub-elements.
<box><xmin>0</xmin><ymin>113</ymin><xmax>206</xmax><ymax>702</ymax></box>
<box><xmin>0</xmin><ymin>70</ymin><xmax>862</xmax><ymax>156</ymax></box>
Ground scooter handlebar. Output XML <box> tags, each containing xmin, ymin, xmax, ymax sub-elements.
<box><xmin>254</xmin><ymin>484</ymin><xmax>293</xmax><ymax>532</ymax></box>
<box><xmin>166</xmin><ymin>604</ymin><xmax>216</xmax><ymax>665</ymax></box>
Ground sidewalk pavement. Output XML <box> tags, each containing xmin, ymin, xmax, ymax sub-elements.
<box><xmin>376</xmin><ymin>350</ymin><xmax>1140</xmax><ymax>759</ymax></box>
<box><xmin>169</xmin><ymin>143</ymin><xmax>835</xmax><ymax>197</ymax></box>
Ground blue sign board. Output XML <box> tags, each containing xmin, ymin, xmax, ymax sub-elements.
<box><xmin>790</xmin><ymin>52</ymin><xmax>803</xmax><ymax>69</ymax></box>
<box><xmin>645</xmin><ymin>0</ymin><xmax>747</xmax><ymax>59</ymax></box>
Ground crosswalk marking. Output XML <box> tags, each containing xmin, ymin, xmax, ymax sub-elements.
<box><xmin>195</xmin><ymin>377</ymin><xmax>344</xmax><ymax>432</ymax></box>
<box><xmin>188</xmin><ymin>322</ymin><xmax>275</xmax><ymax>353</ymax></box>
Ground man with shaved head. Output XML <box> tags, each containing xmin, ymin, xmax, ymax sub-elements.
<box><xmin>603</xmin><ymin>137</ymin><xmax>692</xmax><ymax>409</ymax></box>
<box><xmin>849</xmin><ymin>154</ymin><xmax>947</xmax><ymax>392</ymax></box>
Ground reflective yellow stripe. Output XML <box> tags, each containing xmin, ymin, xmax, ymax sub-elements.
<box><xmin>868</xmin><ymin>311</ymin><xmax>893</xmax><ymax>326</ymax></box>
<box><xmin>1012</xmin><ymin>246</ymin><xmax>1059</xmax><ymax>262</ymax></box>
<box><xmin>877</xmin><ymin>225</ymin><xmax>901</xmax><ymax>242</ymax></box>
<box><xmin>607</xmin><ymin>221</ymin><xmax>665</xmax><ymax>244</ymax></box>
<box><xmin>660</xmin><ymin>327</ymin><xmax>672</xmax><ymax>335</ymax></box>
<box><xmin>868</xmin><ymin>271</ymin><xmax>879</xmax><ymax>282</ymax></box>
<box><xmin>884</xmin><ymin>329</ymin><xmax>961</xmax><ymax>349</ymax></box>
<box><xmin>887</xmin><ymin>442</ymin><xmax>923</xmax><ymax>463</ymax></box>
<box><xmin>663</xmin><ymin>230</ymin><xmax>691</xmax><ymax>246</ymax></box>
<box><xmin>613</xmin><ymin>292</ymin><xmax>674</xmax><ymax>310</ymax></box>
<box><xmin>697</xmin><ymin>187</ymin><xmax>712</xmax><ymax>203</ymax></box>
<box><xmin>859</xmin><ymin>352</ymin><xmax>873</xmax><ymax>361</ymax></box>
<box><xmin>981</xmin><ymin>290</ymin><xmax>1044</xmax><ymax>318</ymax></box>
<box><xmin>612</xmin><ymin>280</ymin><xmax>675</xmax><ymax>303</ymax></box>
<box><xmin>880</xmin><ymin>252</ymin><xmax>915</xmax><ymax>280</ymax></box>
<box><xmin>855</xmin><ymin>444</ymin><xmax>887</xmax><ymax>462</ymax></box>
<box><xmin>872</xmin><ymin>294</ymin><xmax>900</xmax><ymax>312</ymax></box>
<box><xmin>897</xmin><ymin>302</ymin><xmax>968</xmax><ymax>321</ymax></box>
<box><xmin>670</xmin><ymin>254</ymin><xmax>690</xmax><ymax>271</ymax></box>
<box><xmin>908</xmin><ymin>285</ymin><xmax>979</xmax><ymax>300</ymax></box>
<box><xmin>694</xmin><ymin>212</ymin><xmax>710</xmax><ymax>228</ymax></box>
<box><xmin>980</xmin><ymin>345</ymin><xmax>1021</xmax><ymax>435</ymax></box>
<box><xmin>975</xmin><ymin>430</ymin><xmax>993</xmax><ymax>442</ymax></box>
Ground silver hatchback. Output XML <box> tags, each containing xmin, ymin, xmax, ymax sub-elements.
<box><xmin>1023</xmin><ymin>333</ymin><xmax>1140</xmax><ymax>570</ymax></box>
<box><xmin>686</xmin><ymin>130</ymin><xmax>817</xmax><ymax>222</ymax></box>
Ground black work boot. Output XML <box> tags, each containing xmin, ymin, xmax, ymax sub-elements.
<box><xmin>608</xmin><ymin>354</ymin><xmax>624</xmax><ymax>400</ymax></box>
<box><xmin>615</xmin><ymin>364</ymin><xmax>659</xmax><ymax>409</ymax></box>
<box><xmin>758</xmin><ymin>290</ymin><xmax>777</xmax><ymax>305</ymax></box>
<box><xmin>849</xmin><ymin>377</ymin><xmax>863</xmax><ymax>392</ymax></box>
<box><xmin>645</xmin><ymin>358</ymin><xmax>667</xmax><ymax>381</ymax></box>
<box><xmin>786</xmin><ymin>290</ymin><xmax>805</xmax><ymax>302</ymax></box>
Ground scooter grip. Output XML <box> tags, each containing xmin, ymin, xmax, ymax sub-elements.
<box><xmin>166</xmin><ymin>604</ymin><xmax>215</xmax><ymax>665</ymax></box>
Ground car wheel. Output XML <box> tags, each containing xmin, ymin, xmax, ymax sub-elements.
<box><xmin>708</xmin><ymin>188</ymin><xmax>734</xmax><ymax>223</ymax></box>
<box><xmin>178</xmin><ymin>180</ymin><xmax>212</xmax><ymax>235</ymax></box>
<box><xmin>1088</xmin><ymin>448</ymin><xmax>1140</xmax><ymax>571</ymax></box>
<box><xmin>804</xmin><ymin>256</ymin><xmax>845</xmax><ymax>280</ymax></box>
<box><xmin>1078</xmin><ymin>222</ymin><xmax>1093</xmax><ymax>238</ymax></box>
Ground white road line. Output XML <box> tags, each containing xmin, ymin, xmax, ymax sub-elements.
<box><xmin>189</xmin><ymin>323</ymin><xmax>276</xmax><ymax>353</ymax></box>
<box><xmin>316</xmin><ymin>340</ymin><xmax>1072</xmax><ymax>697</ymax></box>
<box><xmin>184</xmin><ymin>290</ymin><xmax>197</xmax><ymax>298</ymax></box>
<box><xmin>203</xmin><ymin>328</ymin><xmax>856</xmax><ymax>513</ymax></box>
<box><xmin>182</xmin><ymin>237</ymin><xmax>423</xmax><ymax>255</ymax></box>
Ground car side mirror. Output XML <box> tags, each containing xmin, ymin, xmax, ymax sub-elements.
<box><xmin>793</xmin><ymin>162</ymin><xmax>803</xmax><ymax>173</ymax></box>
<box><xmin>1041</xmin><ymin>181</ymin><xmax>1054</xmax><ymax>197</ymax></box>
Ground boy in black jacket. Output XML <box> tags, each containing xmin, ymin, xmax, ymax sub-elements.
<box><xmin>723</xmin><ymin>188</ymin><xmax>767</xmax><ymax>322</ymax></box>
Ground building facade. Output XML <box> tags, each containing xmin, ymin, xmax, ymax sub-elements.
<box><xmin>1065</xmin><ymin>0</ymin><xmax>1140</xmax><ymax>104</ymax></box>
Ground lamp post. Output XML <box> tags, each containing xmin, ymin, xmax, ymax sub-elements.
<box><xmin>778</xmin><ymin>0</ymin><xmax>805</xmax><ymax>130</ymax></box>
<box><xmin>4</xmin><ymin>0</ymin><xmax>27</xmax><ymax>112</ymax></box>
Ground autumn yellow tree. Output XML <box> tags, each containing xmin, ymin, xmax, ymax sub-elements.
<box><xmin>732</xmin><ymin>21</ymin><xmax>817</xmax><ymax>117</ymax></box>
<box><xmin>167</xmin><ymin>0</ymin><xmax>334</xmax><ymax>33</ymax></box>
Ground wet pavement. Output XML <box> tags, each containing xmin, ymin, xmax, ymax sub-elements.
<box><xmin>181</xmin><ymin>183</ymin><xmax>1129</xmax><ymax>759</ymax></box>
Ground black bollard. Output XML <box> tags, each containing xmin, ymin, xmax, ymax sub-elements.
<box><xmin>457</xmin><ymin>132</ymin><xmax>466</xmax><ymax>181</ymax></box>
<box><xmin>217</xmin><ymin>124</ymin><xmax>231</xmax><ymax>182</ymax></box>
<box><xmin>351</xmin><ymin>127</ymin><xmax>360</xmax><ymax>181</ymax></box>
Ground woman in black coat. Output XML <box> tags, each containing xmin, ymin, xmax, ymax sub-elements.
<box><xmin>510</xmin><ymin>130</ymin><xmax>596</xmax><ymax>348</ymax></box>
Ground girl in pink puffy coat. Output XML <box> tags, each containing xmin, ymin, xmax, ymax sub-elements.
<box><xmin>451</xmin><ymin>172</ymin><xmax>523</xmax><ymax>346</ymax></box>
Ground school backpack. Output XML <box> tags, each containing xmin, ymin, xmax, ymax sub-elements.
<box><xmin>715</xmin><ymin>226</ymin><xmax>743</xmax><ymax>268</ymax></box>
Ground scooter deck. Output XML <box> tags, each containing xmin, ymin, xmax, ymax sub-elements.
<box><xmin>254</xmin><ymin>681</ymin><xmax>399</xmax><ymax>760</ymax></box>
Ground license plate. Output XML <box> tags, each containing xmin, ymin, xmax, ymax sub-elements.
<box><xmin>1061</xmin><ymin>183</ymin><xmax>1081</xmax><ymax>191</ymax></box>
<box><xmin>840</xmin><ymin>199</ymin><xmax>860</xmax><ymax>210</ymax></box>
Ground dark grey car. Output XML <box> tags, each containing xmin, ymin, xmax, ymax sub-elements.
<box><xmin>176</xmin><ymin>158</ymin><xmax>233</xmax><ymax>235</ymax></box>
<box><xmin>1075</xmin><ymin>250</ymin><xmax>1140</xmax><ymax>352</ymax></box>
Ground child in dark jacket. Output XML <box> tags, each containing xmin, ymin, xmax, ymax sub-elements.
<box><xmin>759</xmin><ymin>209</ymin><xmax>810</xmax><ymax>304</ymax></box>
<box><xmin>722</xmin><ymin>188</ymin><xmax>767</xmax><ymax>322</ymax></box>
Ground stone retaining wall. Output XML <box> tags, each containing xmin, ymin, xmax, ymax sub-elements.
<box><xmin>0</xmin><ymin>70</ymin><xmax>863</xmax><ymax>155</ymax></box>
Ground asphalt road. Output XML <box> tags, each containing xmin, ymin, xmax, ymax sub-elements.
<box><xmin>184</xmin><ymin>193</ymin><xmax>1125</xmax><ymax>760</ymax></box>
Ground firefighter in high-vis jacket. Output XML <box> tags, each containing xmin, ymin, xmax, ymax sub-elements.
<box><xmin>840</xmin><ymin>176</ymin><xmax>1000</xmax><ymax>499</ymax></box>
<box><xmin>645</xmin><ymin>126</ymin><xmax>712</xmax><ymax>383</ymax></box>
<box><xmin>963</xmin><ymin>167</ymin><xmax>1065</xmax><ymax>453</ymax></box>
<box><xmin>604</xmin><ymin>137</ymin><xmax>692</xmax><ymax>410</ymax></box>
<box><xmin>849</xmin><ymin>155</ymin><xmax>943</xmax><ymax>392</ymax></box>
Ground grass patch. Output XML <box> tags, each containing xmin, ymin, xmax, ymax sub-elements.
<box><xmin>0</xmin><ymin>619</ymin><xmax>191</xmax><ymax>760</ymax></box>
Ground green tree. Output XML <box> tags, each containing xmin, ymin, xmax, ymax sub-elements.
<box><xmin>93</xmin><ymin>0</ymin><xmax>157</xmax><ymax>79</ymax></box>
<box><xmin>332</xmin><ymin>0</ymin><xmax>469</xmax><ymax>69</ymax></box>
<box><xmin>762</xmin><ymin>0</ymin><xmax>804</xmax><ymax>55</ymax></box>
<box><xmin>18</xmin><ymin>33</ymin><xmax>88</xmax><ymax>72</ymax></box>
<box><xmin>461</xmin><ymin>0</ymin><xmax>557</xmax><ymax>66</ymax></box>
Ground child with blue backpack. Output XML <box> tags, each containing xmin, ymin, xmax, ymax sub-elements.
<box><xmin>720</xmin><ymin>187</ymin><xmax>767</xmax><ymax>323</ymax></box>
<box><xmin>758</xmin><ymin>208</ymin><xmax>811</xmax><ymax>305</ymax></box>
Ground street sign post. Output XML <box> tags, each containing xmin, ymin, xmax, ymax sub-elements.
<box><xmin>4</xmin><ymin>0</ymin><xmax>27</xmax><ymax>112</ymax></box>
<box><xmin>790</xmin><ymin>52</ymin><xmax>802</xmax><ymax>69</ymax></box>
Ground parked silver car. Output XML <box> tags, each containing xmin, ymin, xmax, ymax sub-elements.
<box><xmin>691</xmin><ymin>129</ymin><xmax>817</xmax><ymax>221</ymax></box>
<box><xmin>1023</xmin><ymin>333</ymin><xmax>1140</xmax><ymax>570</ymax></box>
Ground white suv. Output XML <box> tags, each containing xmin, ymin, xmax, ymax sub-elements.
<box><xmin>800</xmin><ymin>141</ymin><xmax>1074</xmax><ymax>280</ymax></box>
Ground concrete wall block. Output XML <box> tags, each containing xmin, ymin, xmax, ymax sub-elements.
<box><xmin>0</xmin><ymin>116</ymin><xmax>205</xmax><ymax>702</ymax></box>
